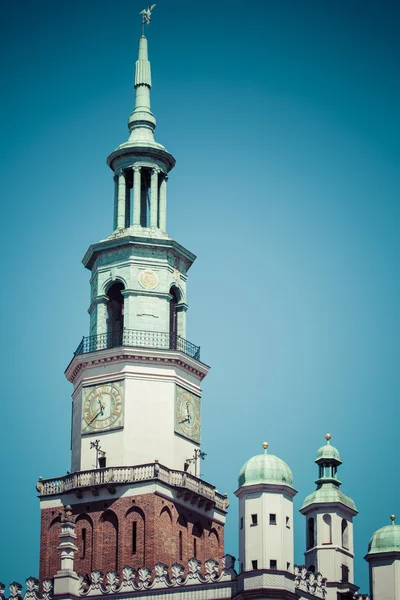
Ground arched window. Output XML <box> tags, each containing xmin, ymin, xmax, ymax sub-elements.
<box><xmin>192</xmin><ymin>522</ymin><xmax>204</xmax><ymax>561</ymax></box>
<box><xmin>106</xmin><ymin>282</ymin><xmax>124</xmax><ymax>347</ymax></box>
<box><xmin>75</xmin><ymin>515</ymin><xmax>94</xmax><ymax>576</ymax></box>
<box><xmin>307</xmin><ymin>517</ymin><xmax>315</xmax><ymax>550</ymax></box>
<box><xmin>169</xmin><ymin>287</ymin><xmax>179</xmax><ymax>349</ymax></box>
<box><xmin>100</xmin><ymin>510</ymin><xmax>118</xmax><ymax>573</ymax></box>
<box><xmin>341</xmin><ymin>519</ymin><xmax>349</xmax><ymax>549</ymax></box>
<box><xmin>322</xmin><ymin>514</ymin><xmax>332</xmax><ymax>544</ymax></box>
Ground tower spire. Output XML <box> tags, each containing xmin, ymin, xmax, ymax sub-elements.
<box><xmin>127</xmin><ymin>34</ymin><xmax>157</xmax><ymax>145</ymax></box>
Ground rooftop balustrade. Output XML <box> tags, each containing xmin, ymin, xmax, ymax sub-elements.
<box><xmin>74</xmin><ymin>329</ymin><xmax>200</xmax><ymax>361</ymax></box>
<box><xmin>36</xmin><ymin>462</ymin><xmax>228</xmax><ymax>512</ymax></box>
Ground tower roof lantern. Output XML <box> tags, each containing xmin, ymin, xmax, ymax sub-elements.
<box><xmin>238</xmin><ymin>442</ymin><xmax>294</xmax><ymax>489</ymax></box>
<box><xmin>315</xmin><ymin>433</ymin><xmax>342</xmax><ymax>465</ymax></box>
<box><xmin>301</xmin><ymin>434</ymin><xmax>357</xmax><ymax>514</ymax></box>
<box><xmin>367</xmin><ymin>515</ymin><xmax>400</xmax><ymax>555</ymax></box>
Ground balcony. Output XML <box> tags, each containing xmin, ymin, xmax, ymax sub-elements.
<box><xmin>74</xmin><ymin>329</ymin><xmax>200</xmax><ymax>361</ymax></box>
<box><xmin>36</xmin><ymin>462</ymin><xmax>229</xmax><ymax>512</ymax></box>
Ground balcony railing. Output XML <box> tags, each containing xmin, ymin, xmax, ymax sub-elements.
<box><xmin>74</xmin><ymin>329</ymin><xmax>200</xmax><ymax>361</ymax></box>
<box><xmin>36</xmin><ymin>463</ymin><xmax>229</xmax><ymax>512</ymax></box>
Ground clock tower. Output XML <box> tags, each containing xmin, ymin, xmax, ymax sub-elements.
<box><xmin>37</xmin><ymin>16</ymin><xmax>228</xmax><ymax>582</ymax></box>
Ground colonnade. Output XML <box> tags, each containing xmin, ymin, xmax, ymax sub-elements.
<box><xmin>113</xmin><ymin>165</ymin><xmax>167</xmax><ymax>231</ymax></box>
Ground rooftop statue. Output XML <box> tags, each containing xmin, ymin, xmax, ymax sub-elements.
<box><xmin>140</xmin><ymin>4</ymin><xmax>156</xmax><ymax>25</ymax></box>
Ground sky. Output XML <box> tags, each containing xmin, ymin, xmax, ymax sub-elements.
<box><xmin>0</xmin><ymin>0</ymin><xmax>399</xmax><ymax>593</ymax></box>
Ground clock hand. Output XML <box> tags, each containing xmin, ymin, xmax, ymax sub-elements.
<box><xmin>84</xmin><ymin>409</ymin><xmax>103</xmax><ymax>429</ymax></box>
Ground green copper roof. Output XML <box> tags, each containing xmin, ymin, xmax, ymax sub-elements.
<box><xmin>316</xmin><ymin>442</ymin><xmax>341</xmax><ymax>463</ymax></box>
<box><xmin>238</xmin><ymin>444</ymin><xmax>294</xmax><ymax>488</ymax></box>
<box><xmin>301</xmin><ymin>482</ymin><xmax>357</xmax><ymax>512</ymax></box>
<box><xmin>368</xmin><ymin>519</ymin><xmax>400</xmax><ymax>554</ymax></box>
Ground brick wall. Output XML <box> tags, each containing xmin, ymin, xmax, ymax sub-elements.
<box><xmin>39</xmin><ymin>492</ymin><xmax>225</xmax><ymax>581</ymax></box>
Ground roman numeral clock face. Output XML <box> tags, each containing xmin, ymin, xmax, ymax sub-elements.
<box><xmin>174</xmin><ymin>386</ymin><xmax>201</xmax><ymax>443</ymax></box>
<box><xmin>82</xmin><ymin>382</ymin><xmax>124</xmax><ymax>434</ymax></box>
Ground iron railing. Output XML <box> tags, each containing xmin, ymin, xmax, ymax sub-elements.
<box><xmin>74</xmin><ymin>329</ymin><xmax>200</xmax><ymax>361</ymax></box>
<box><xmin>36</xmin><ymin>463</ymin><xmax>229</xmax><ymax>512</ymax></box>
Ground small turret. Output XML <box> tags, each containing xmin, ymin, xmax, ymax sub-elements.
<box><xmin>235</xmin><ymin>442</ymin><xmax>297</xmax><ymax>585</ymax></box>
<box><xmin>300</xmin><ymin>435</ymin><xmax>358</xmax><ymax>600</ymax></box>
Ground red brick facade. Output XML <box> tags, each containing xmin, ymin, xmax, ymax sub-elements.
<box><xmin>39</xmin><ymin>492</ymin><xmax>225</xmax><ymax>581</ymax></box>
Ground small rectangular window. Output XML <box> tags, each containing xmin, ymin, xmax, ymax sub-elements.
<box><xmin>251</xmin><ymin>560</ymin><xmax>258</xmax><ymax>570</ymax></box>
<box><xmin>241</xmin><ymin>563</ymin><xmax>243</xmax><ymax>573</ymax></box>
<box><xmin>251</xmin><ymin>514</ymin><xmax>258</xmax><ymax>526</ymax></box>
<box><xmin>269</xmin><ymin>513</ymin><xmax>276</xmax><ymax>525</ymax></box>
<box><xmin>341</xmin><ymin>564</ymin><xmax>349</xmax><ymax>583</ymax></box>
<box><xmin>287</xmin><ymin>562</ymin><xmax>290</xmax><ymax>571</ymax></box>
<box><xmin>99</xmin><ymin>456</ymin><xmax>106</xmax><ymax>468</ymax></box>
<box><xmin>194</xmin><ymin>538</ymin><xmax>197</xmax><ymax>558</ymax></box>
<box><xmin>270</xmin><ymin>560</ymin><xmax>277</xmax><ymax>570</ymax></box>
<box><xmin>81</xmin><ymin>528</ymin><xmax>86</xmax><ymax>560</ymax></box>
<box><xmin>286</xmin><ymin>516</ymin><xmax>290</xmax><ymax>528</ymax></box>
<box><xmin>132</xmin><ymin>521</ymin><xmax>137</xmax><ymax>554</ymax></box>
<box><xmin>240</xmin><ymin>517</ymin><xmax>244</xmax><ymax>529</ymax></box>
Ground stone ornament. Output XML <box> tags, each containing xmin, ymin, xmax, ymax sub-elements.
<box><xmin>77</xmin><ymin>556</ymin><xmax>237</xmax><ymax>596</ymax></box>
<box><xmin>294</xmin><ymin>566</ymin><xmax>327</xmax><ymax>598</ymax></box>
<box><xmin>138</xmin><ymin>269</ymin><xmax>158</xmax><ymax>290</ymax></box>
<box><xmin>0</xmin><ymin>581</ymin><xmax>52</xmax><ymax>600</ymax></box>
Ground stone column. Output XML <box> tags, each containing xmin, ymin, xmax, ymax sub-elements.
<box><xmin>150</xmin><ymin>167</ymin><xmax>160</xmax><ymax>227</ymax></box>
<box><xmin>113</xmin><ymin>174</ymin><xmax>118</xmax><ymax>230</ymax></box>
<box><xmin>133</xmin><ymin>165</ymin><xmax>141</xmax><ymax>226</ymax></box>
<box><xmin>53</xmin><ymin>505</ymin><xmax>79</xmax><ymax>596</ymax></box>
<box><xmin>159</xmin><ymin>175</ymin><xmax>167</xmax><ymax>231</ymax></box>
<box><xmin>117</xmin><ymin>169</ymin><xmax>126</xmax><ymax>229</ymax></box>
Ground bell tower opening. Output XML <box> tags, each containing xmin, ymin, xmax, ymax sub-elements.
<box><xmin>107</xmin><ymin>282</ymin><xmax>125</xmax><ymax>347</ymax></box>
<box><xmin>169</xmin><ymin>286</ymin><xmax>179</xmax><ymax>349</ymax></box>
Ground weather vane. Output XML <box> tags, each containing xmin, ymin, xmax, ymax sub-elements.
<box><xmin>140</xmin><ymin>4</ymin><xmax>156</xmax><ymax>35</ymax></box>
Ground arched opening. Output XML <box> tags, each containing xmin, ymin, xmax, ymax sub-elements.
<box><xmin>322</xmin><ymin>514</ymin><xmax>332</xmax><ymax>544</ymax></box>
<box><xmin>177</xmin><ymin>514</ymin><xmax>187</xmax><ymax>562</ymax></box>
<box><xmin>159</xmin><ymin>506</ymin><xmax>173</xmax><ymax>563</ymax></box>
<box><xmin>307</xmin><ymin>517</ymin><xmax>315</xmax><ymax>550</ymax></box>
<box><xmin>192</xmin><ymin>522</ymin><xmax>204</xmax><ymax>561</ymax></box>
<box><xmin>75</xmin><ymin>515</ymin><xmax>94</xmax><ymax>576</ymax></box>
<box><xmin>309</xmin><ymin>565</ymin><xmax>316</xmax><ymax>573</ymax></box>
<box><xmin>341</xmin><ymin>519</ymin><xmax>349</xmax><ymax>549</ymax></box>
<box><xmin>106</xmin><ymin>282</ymin><xmax>124</xmax><ymax>347</ymax></box>
<box><xmin>169</xmin><ymin>286</ymin><xmax>179</xmax><ymax>349</ymax></box>
<box><xmin>100</xmin><ymin>510</ymin><xmax>119</xmax><ymax>573</ymax></box>
<box><xmin>124</xmin><ymin>506</ymin><xmax>145</xmax><ymax>566</ymax></box>
<box><xmin>208</xmin><ymin>528</ymin><xmax>220</xmax><ymax>558</ymax></box>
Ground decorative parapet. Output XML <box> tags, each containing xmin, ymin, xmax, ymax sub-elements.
<box><xmin>0</xmin><ymin>580</ymin><xmax>52</xmax><ymax>600</ymax></box>
<box><xmin>78</xmin><ymin>555</ymin><xmax>237</xmax><ymax>596</ymax></box>
<box><xmin>36</xmin><ymin>462</ymin><xmax>230</xmax><ymax>512</ymax></box>
<box><xmin>294</xmin><ymin>566</ymin><xmax>327</xmax><ymax>598</ymax></box>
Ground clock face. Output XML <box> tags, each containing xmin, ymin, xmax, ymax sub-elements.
<box><xmin>174</xmin><ymin>386</ymin><xmax>201</xmax><ymax>443</ymax></box>
<box><xmin>82</xmin><ymin>381</ymin><xmax>124</xmax><ymax>434</ymax></box>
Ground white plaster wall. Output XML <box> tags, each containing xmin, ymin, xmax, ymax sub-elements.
<box><xmin>304</xmin><ymin>509</ymin><xmax>354</xmax><ymax>585</ymax></box>
<box><xmin>239</xmin><ymin>489</ymin><xmax>294</xmax><ymax>572</ymax></box>
<box><xmin>71</xmin><ymin>359</ymin><xmax>202</xmax><ymax>473</ymax></box>
<box><xmin>370</xmin><ymin>560</ymin><xmax>400</xmax><ymax>600</ymax></box>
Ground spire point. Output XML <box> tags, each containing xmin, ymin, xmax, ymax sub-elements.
<box><xmin>325</xmin><ymin>433</ymin><xmax>331</xmax><ymax>444</ymax></box>
<box><xmin>262</xmin><ymin>442</ymin><xmax>268</xmax><ymax>454</ymax></box>
<box><xmin>390</xmin><ymin>514</ymin><xmax>396</xmax><ymax>524</ymax></box>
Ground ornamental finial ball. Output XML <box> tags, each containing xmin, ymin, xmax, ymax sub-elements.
<box><xmin>325</xmin><ymin>433</ymin><xmax>332</xmax><ymax>441</ymax></box>
<box><xmin>262</xmin><ymin>442</ymin><xmax>269</xmax><ymax>449</ymax></box>
<box><xmin>390</xmin><ymin>514</ymin><xmax>396</xmax><ymax>523</ymax></box>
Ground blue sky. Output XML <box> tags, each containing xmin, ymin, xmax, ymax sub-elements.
<box><xmin>0</xmin><ymin>0</ymin><xmax>398</xmax><ymax>593</ymax></box>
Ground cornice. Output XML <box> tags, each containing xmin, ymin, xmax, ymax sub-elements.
<box><xmin>65</xmin><ymin>346</ymin><xmax>210</xmax><ymax>385</ymax></box>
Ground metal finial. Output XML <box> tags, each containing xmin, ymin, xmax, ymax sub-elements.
<box><xmin>325</xmin><ymin>433</ymin><xmax>332</xmax><ymax>442</ymax></box>
<box><xmin>140</xmin><ymin>4</ymin><xmax>156</xmax><ymax>34</ymax></box>
<box><xmin>262</xmin><ymin>442</ymin><xmax>268</xmax><ymax>453</ymax></box>
<box><xmin>390</xmin><ymin>514</ymin><xmax>396</xmax><ymax>524</ymax></box>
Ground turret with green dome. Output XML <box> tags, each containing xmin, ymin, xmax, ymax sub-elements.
<box><xmin>365</xmin><ymin>515</ymin><xmax>400</xmax><ymax>600</ymax></box>
<box><xmin>235</xmin><ymin>443</ymin><xmax>297</xmax><ymax>577</ymax></box>
<box><xmin>300</xmin><ymin>434</ymin><xmax>358</xmax><ymax>597</ymax></box>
